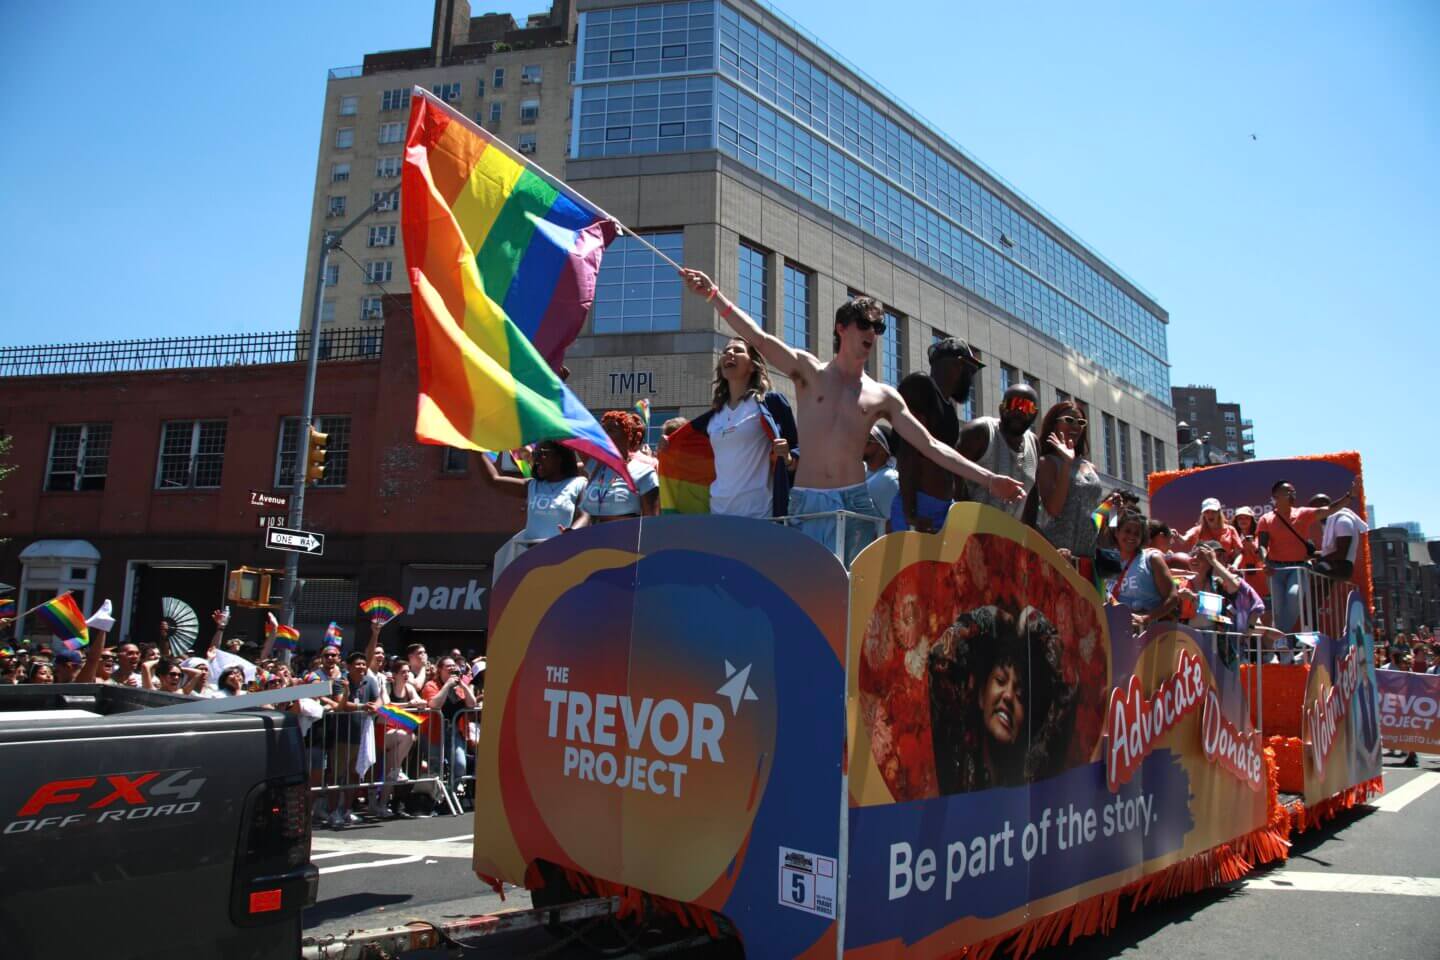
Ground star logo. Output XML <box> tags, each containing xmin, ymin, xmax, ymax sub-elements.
<box><xmin>717</xmin><ymin>660</ymin><xmax>759</xmax><ymax>716</ymax></box>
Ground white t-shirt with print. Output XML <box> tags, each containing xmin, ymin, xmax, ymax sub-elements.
<box><xmin>708</xmin><ymin>398</ymin><xmax>773</xmax><ymax>519</ymax></box>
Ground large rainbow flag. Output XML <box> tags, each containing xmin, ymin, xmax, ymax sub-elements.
<box><xmin>401</xmin><ymin>89</ymin><xmax>626</xmax><ymax>475</ymax></box>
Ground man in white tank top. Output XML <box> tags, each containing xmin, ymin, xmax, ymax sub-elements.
<box><xmin>958</xmin><ymin>384</ymin><xmax>1040</xmax><ymax>518</ymax></box>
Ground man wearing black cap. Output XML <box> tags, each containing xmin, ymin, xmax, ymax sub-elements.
<box><xmin>893</xmin><ymin>338</ymin><xmax>984</xmax><ymax>532</ymax></box>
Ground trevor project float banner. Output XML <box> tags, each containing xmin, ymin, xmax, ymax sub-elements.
<box><xmin>1300</xmin><ymin>591</ymin><xmax>1383</xmax><ymax>806</ymax></box>
<box><xmin>843</xmin><ymin>505</ymin><xmax>1267</xmax><ymax>957</ymax></box>
<box><xmin>1377</xmin><ymin>670</ymin><xmax>1440</xmax><ymax>754</ymax></box>
<box><xmin>471</xmin><ymin>516</ymin><xmax>850</xmax><ymax>960</ymax></box>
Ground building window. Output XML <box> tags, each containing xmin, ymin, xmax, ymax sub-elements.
<box><xmin>1117</xmin><ymin>419</ymin><xmax>1132</xmax><ymax>483</ymax></box>
<box><xmin>591</xmin><ymin>231</ymin><xmax>684</xmax><ymax>334</ymax></box>
<box><xmin>441</xmin><ymin>447</ymin><xmax>469</xmax><ymax>474</ymax></box>
<box><xmin>475</xmin><ymin>77</ymin><xmax>485</xmax><ymax>97</ymax></box>
<box><xmin>338</xmin><ymin>95</ymin><xmax>358</xmax><ymax>116</ymax></box>
<box><xmin>44</xmin><ymin>423</ymin><xmax>112</xmax><ymax>492</ymax></box>
<box><xmin>361</xmin><ymin>295</ymin><xmax>384</xmax><ymax>321</ymax></box>
<box><xmin>381</xmin><ymin>88</ymin><xmax>409</xmax><ymax>111</ymax></box>
<box><xmin>156</xmin><ymin>420</ymin><xmax>227</xmax><ymax>490</ymax></box>
<box><xmin>610</xmin><ymin>48</ymin><xmax>635</xmax><ymax>64</ymax></box>
<box><xmin>371</xmin><ymin>189</ymin><xmax>399</xmax><ymax>212</ymax></box>
<box><xmin>324</xmin><ymin>264</ymin><xmax>340</xmax><ymax>287</ymax></box>
<box><xmin>1140</xmin><ymin>430</ymin><xmax>1153</xmax><ymax>480</ymax></box>
<box><xmin>1153</xmin><ymin>437</ymin><xmax>1165</xmax><ymax>474</ymax></box>
<box><xmin>568</xmin><ymin>60</ymin><xmax>576</xmax><ymax>83</ymax></box>
<box><xmin>521</xmin><ymin>64</ymin><xmax>542</xmax><ymax>83</ymax></box>
<box><xmin>321</xmin><ymin>300</ymin><xmax>336</xmax><ymax>324</ymax></box>
<box><xmin>493</xmin><ymin>67</ymin><xmax>505</xmax><ymax>89</ymax></box>
<box><xmin>375</xmin><ymin>156</ymin><xmax>401</xmax><ymax>178</ymax></box>
<box><xmin>378</xmin><ymin>122</ymin><xmax>404</xmax><ymax>144</ymax></box>
<box><xmin>578</xmin><ymin>4</ymin><xmax>716</xmax><ymax>81</ymax></box>
<box><xmin>1023</xmin><ymin>372</ymin><xmax>1040</xmax><ymax>390</ymax></box>
<box><xmin>575</xmin><ymin>75</ymin><xmax>717</xmax><ymax>158</ymax></box>
<box><xmin>367</xmin><ymin>225</ymin><xmax>396</xmax><ymax>247</ymax></box>
<box><xmin>1101</xmin><ymin>412</ymin><xmax>1117</xmax><ymax>477</ymax></box>
<box><xmin>489</xmin><ymin>101</ymin><xmax>503</xmax><ymax>124</ymax></box>
<box><xmin>1225</xmin><ymin>426</ymin><xmax>1237</xmax><ymax>438</ymax></box>
<box><xmin>432</xmin><ymin>81</ymin><xmax>462</xmax><ymax>102</ymax></box>
<box><xmin>520</xmin><ymin>99</ymin><xmax>540</xmax><ymax>123</ymax></box>
<box><xmin>880</xmin><ymin>309</ymin><xmax>905</xmax><ymax>386</ymax></box>
<box><xmin>783</xmin><ymin>262</ymin><xmax>812</xmax><ymax>350</ymax></box>
<box><xmin>1056</xmin><ymin>388</ymin><xmax>1071</xmax><ymax>404</ymax></box>
<box><xmin>736</xmin><ymin>241</ymin><xmax>768</xmax><ymax>330</ymax></box>
<box><xmin>1224</xmin><ymin>411</ymin><xmax>1237</xmax><ymax>422</ymax></box>
<box><xmin>327</xmin><ymin>195</ymin><xmax>346</xmax><ymax>218</ymax></box>
<box><xmin>662</xmin><ymin>43</ymin><xmax>688</xmax><ymax>59</ymax></box>
<box><xmin>1000</xmin><ymin>363</ymin><xmax>1018</xmax><ymax>393</ymax></box>
<box><xmin>364</xmin><ymin>260</ymin><xmax>392</xmax><ymax>284</ymax></box>
<box><xmin>335</xmin><ymin>127</ymin><xmax>354</xmax><ymax>149</ymax></box>
<box><xmin>330</xmin><ymin>162</ymin><xmax>350</xmax><ymax>183</ymax></box>
<box><xmin>605</xmin><ymin>125</ymin><xmax>630</xmax><ymax>141</ymax></box>
<box><xmin>518</xmin><ymin>132</ymin><xmax>537</xmax><ymax>154</ymax></box>
<box><xmin>276</xmin><ymin>416</ymin><xmax>351</xmax><ymax>488</ymax></box>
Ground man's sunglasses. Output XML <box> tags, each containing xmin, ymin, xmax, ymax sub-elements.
<box><xmin>852</xmin><ymin>317</ymin><xmax>887</xmax><ymax>335</ymax></box>
<box><xmin>1004</xmin><ymin>398</ymin><xmax>1038</xmax><ymax>416</ymax></box>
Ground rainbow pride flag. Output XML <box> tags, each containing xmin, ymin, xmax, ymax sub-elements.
<box><xmin>274</xmin><ymin>625</ymin><xmax>300</xmax><ymax>651</ymax></box>
<box><xmin>360</xmin><ymin>596</ymin><xmax>405</xmax><ymax>624</ymax></box>
<box><xmin>401</xmin><ymin>90</ymin><xmax>627</xmax><ymax>478</ymax></box>
<box><xmin>376</xmin><ymin>704</ymin><xmax>425</xmax><ymax>733</ymax></box>
<box><xmin>657</xmin><ymin>422</ymin><xmax>717</xmax><ymax>515</ymax></box>
<box><xmin>35</xmin><ymin>593</ymin><xmax>89</xmax><ymax>648</ymax></box>
<box><xmin>0</xmin><ymin>596</ymin><xmax>15</xmax><ymax>618</ymax></box>
<box><xmin>634</xmin><ymin>398</ymin><xmax>651</xmax><ymax>428</ymax></box>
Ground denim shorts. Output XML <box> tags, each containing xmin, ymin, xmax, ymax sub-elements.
<box><xmin>787</xmin><ymin>482</ymin><xmax>883</xmax><ymax>567</ymax></box>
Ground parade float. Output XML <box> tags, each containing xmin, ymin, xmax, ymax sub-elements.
<box><xmin>468</xmin><ymin>455</ymin><xmax>1388</xmax><ymax>958</ymax></box>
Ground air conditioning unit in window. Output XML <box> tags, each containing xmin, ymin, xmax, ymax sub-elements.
<box><xmin>518</xmin><ymin>142</ymin><xmax>536</xmax><ymax>154</ymax></box>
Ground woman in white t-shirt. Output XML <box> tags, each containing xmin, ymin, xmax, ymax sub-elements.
<box><xmin>479</xmin><ymin>440</ymin><xmax>589</xmax><ymax>541</ymax></box>
<box><xmin>573</xmin><ymin>411</ymin><xmax>660</xmax><ymax>524</ymax></box>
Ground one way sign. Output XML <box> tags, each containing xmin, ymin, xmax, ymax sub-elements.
<box><xmin>264</xmin><ymin>525</ymin><xmax>325</xmax><ymax>556</ymax></box>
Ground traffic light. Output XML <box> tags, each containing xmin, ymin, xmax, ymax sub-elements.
<box><xmin>304</xmin><ymin>425</ymin><xmax>328</xmax><ymax>485</ymax></box>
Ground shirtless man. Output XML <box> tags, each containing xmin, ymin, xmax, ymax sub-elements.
<box><xmin>681</xmin><ymin>269</ymin><xmax>1025</xmax><ymax>562</ymax></box>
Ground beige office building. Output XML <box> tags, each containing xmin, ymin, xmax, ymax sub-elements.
<box><xmin>305</xmin><ymin>0</ymin><xmax>1175</xmax><ymax>495</ymax></box>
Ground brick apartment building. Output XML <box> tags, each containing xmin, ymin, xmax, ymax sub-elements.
<box><xmin>0</xmin><ymin>304</ymin><xmax>520</xmax><ymax>654</ymax></box>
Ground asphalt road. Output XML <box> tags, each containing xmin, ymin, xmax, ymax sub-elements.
<box><xmin>306</xmin><ymin>755</ymin><xmax>1440</xmax><ymax>958</ymax></box>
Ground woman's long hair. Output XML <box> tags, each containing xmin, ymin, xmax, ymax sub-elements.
<box><xmin>711</xmin><ymin>338</ymin><xmax>772</xmax><ymax>410</ymax></box>
<box><xmin>928</xmin><ymin>604</ymin><xmax>1076</xmax><ymax>794</ymax></box>
<box><xmin>1022</xmin><ymin>401</ymin><xmax>1092</xmax><ymax>527</ymax></box>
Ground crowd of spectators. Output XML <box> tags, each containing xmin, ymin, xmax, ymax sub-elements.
<box><xmin>0</xmin><ymin>605</ymin><xmax>484</xmax><ymax>828</ymax></box>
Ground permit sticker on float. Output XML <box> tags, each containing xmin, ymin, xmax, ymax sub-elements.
<box><xmin>778</xmin><ymin>846</ymin><xmax>837</xmax><ymax>919</ymax></box>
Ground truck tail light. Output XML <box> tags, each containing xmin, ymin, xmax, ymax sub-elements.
<box><xmin>231</xmin><ymin>778</ymin><xmax>315</xmax><ymax>926</ymax></box>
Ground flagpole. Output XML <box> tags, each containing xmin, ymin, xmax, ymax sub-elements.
<box><xmin>17</xmin><ymin>589</ymin><xmax>76</xmax><ymax>621</ymax></box>
<box><xmin>409</xmin><ymin>87</ymin><xmax>686</xmax><ymax>274</ymax></box>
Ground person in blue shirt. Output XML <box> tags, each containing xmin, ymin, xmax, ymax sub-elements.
<box><xmin>573</xmin><ymin>411</ymin><xmax>660</xmax><ymax>526</ymax></box>
<box><xmin>478</xmin><ymin>440</ymin><xmax>589</xmax><ymax>540</ymax></box>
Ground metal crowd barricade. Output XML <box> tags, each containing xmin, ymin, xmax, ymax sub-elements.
<box><xmin>308</xmin><ymin>706</ymin><xmax>461</xmax><ymax>820</ymax></box>
<box><xmin>449</xmin><ymin>706</ymin><xmax>485</xmax><ymax>805</ymax></box>
<box><xmin>777</xmin><ymin>509</ymin><xmax>887</xmax><ymax>568</ymax></box>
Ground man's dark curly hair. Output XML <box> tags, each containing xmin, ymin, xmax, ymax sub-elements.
<box><xmin>928</xmin><ymin>604</ymin><xmax>1077</xmax><ymax>794</ymax></box>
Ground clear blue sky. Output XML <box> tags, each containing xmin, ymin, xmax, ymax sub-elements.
<box><xmin>2</xmin><ymin>1</ymin><xmax>1436</xmax><ymax>533</ymax></box>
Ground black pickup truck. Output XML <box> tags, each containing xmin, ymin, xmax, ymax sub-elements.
<box><xmin>0</xmin><ymin>683</ymin><xmax>317</xmax><ymax>960</ymax></box>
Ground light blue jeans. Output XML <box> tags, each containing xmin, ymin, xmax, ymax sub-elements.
<box><xmin>788</xmin><ymin>482</ymin><xmax>883</xmax><ymax>566</ymax></box>
<box><xmin>1269</xmin><ymin>565</ymin><xmax>1305</xmax><ymax>634</ymax></box>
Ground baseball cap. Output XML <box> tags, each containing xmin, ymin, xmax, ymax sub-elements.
<box><xmin>927</xmin><ymin>337</ymin><xmax>984</xmax><ymax>368</ymax></box>
<box><xmin>1233</xmin><ymin>506</ymin><xmax>1255</xmax><ymax>520</ymax></box>
<box><xmin>1200</xmin><ymin>497</ymin><xmax>1223</xmax><ymax>514</ymax></box>
<box><xmin>54</xmin><ymin>649</ymin><xmax>83</xmax><ymax>665</ymax></box>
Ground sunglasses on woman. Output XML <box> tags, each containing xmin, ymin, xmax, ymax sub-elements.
<box><xmin>1057</xmin><ymin>415</ymin><xmax>1088</xmax><ymax>429</ymax></box>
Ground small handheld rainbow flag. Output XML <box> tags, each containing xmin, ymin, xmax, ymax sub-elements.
<box><xmin>274</xmin><ymin>625</ymin><xmax>300</xmax><ymax>651</ymax></box>
<box><xmin>360</xmin><ymin>596</ymin><xmax>405</xmax><ymax>624</ymax></box>
<box><xmin>634</xmin><ymin>398</ymin><xmax>651</xmax><ymax>428</ymax></box>
<box><xmin>35</xmin><ymin>593</ymin><xmax>89</xmax><ymax>648</ymax></box>
<box><xmin>324</xmin><ymin>622</ymin><xmax>343</xmax><ymax>647</ymax></box>
<box><xmin>1091</xmin><ymin>499</ymin><xmax>1116</xmax><ymax>534</ymax></box>
<box><xmin>0</xmin><ymin>596</ymin><xmax>15</xmax><ymax>618</ymax></box>
<box><xmin>376</xmin><ymin>704</ymin><xmax>425</xmax><ymax>733</ymax></box>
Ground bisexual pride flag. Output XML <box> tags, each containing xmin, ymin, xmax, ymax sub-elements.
<box><xmin>401</xmin><ymin>89</ymin><xmax>628</xmax><ymax>478</ymax></box>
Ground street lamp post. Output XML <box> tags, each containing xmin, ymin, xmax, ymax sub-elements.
<box><xmin>279</xmin><ymin>200</ymin><xmax>385</xmax><ymax>644</ymax></box>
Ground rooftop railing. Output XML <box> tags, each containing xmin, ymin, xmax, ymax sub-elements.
<box><xmin>0</xmin><ymin>327</ymin><xmax>383</xmax><ymax>379</ymax></box>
